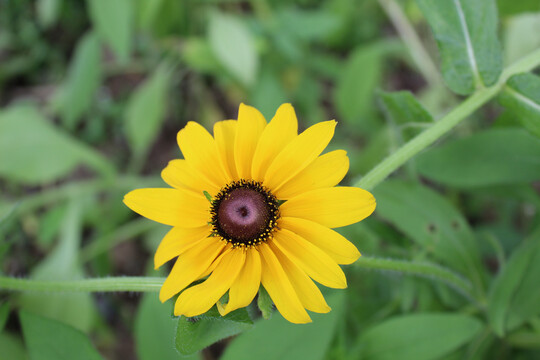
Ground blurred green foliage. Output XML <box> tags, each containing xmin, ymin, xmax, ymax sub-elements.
<box><xmin>1</xmin><ymin>0</ymin><xmax>540</xmax><ymax>359</ymax></box>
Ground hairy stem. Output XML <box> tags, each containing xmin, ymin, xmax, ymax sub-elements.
<box><xmin>356</xmin><ymin>48</ymin><xmax>540</xmax><ymax>191</ymax></box>
<box><xmin>0</xmin><ymin>276</ymin><xmax>164</xmax><ymax>293</ymax></box>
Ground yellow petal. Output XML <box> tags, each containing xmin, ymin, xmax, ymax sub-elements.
<box><xmin>197</xmin><ymin>243</ymin><xmax>232</xmax><ymax>279</ymax></box>
<box><xmin>251</xmin><ymin>103</ymin><xmax>298</xmax><ymax>182</ymax></box>
<box><xmin>177</xmin><ymin>121</ymin><xmax>230</xmax><ymax>187</ymax></box>
<box><xmin>272</xmin><ymin>229</ymin><xmax>347</xmax><ymax>289</ymax></box>
<box><xmin>220</xmin><ymin>248</ymin><xmax>262</xmax><ymax>315</ymax></box>
<box><xmin>123</xmin><ymin>188</ymin><xmax>209</xmax><ymax>227</ymax></box>
<box><xmin>281</xmin><ymin>187</ymin><xmax>376</xmax><ymax>228</ymax></box>
<box><xmin>174</xmin><ymin>248</ymin><xmax>246</xmax><ymax>317</ymax></box>
<box><xmin>274</xmin><ymin>150</ymin><xmax>349</xmax><ymax>199</ymax></box>
<box><xmin>263</xmin><ymin>120</ymin><xmax>336</xmax><ymax>191</ymax></box>
<box><xmin>214</xmin><ymin>120</ymin><xmax>239</xmax><ymax>180</ymax></box>
<box><xmin>279</xmin><ymin>217</ymin><xmax>360</xmax><ymax>265</ymax></box>
<box><xmin>234</xmin><ymin>103</ymin><xmax>267</xmax><ymax>179</ymax></box>
<box><xmin>154</xmin><ymin>226</ymin><xmax>211</xmax><ymax>269</ymax></box>
<box><xmin>159</xmin><ymin>237</ymin><xmax>226</xmax><ymax>302</ymax></box>
<box><xmin>270</xmin><ymin>243</ymin><xmax>331</xmax><ymax>313</ymax></box>
<box><xmin>259</xmin><ymin>243</ymin><xmax>311</xmax><ymax>324</ymax></box>
<box><xmin>161</xmin><ymin>159</ymin><xmax>221</xmax><ymax>197</ymax></box>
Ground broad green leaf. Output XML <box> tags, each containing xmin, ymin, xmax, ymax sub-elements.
<box><xmin>221</xmin><ymin>292</ymin><xmax>344</xmax><ymax>360</ymax></box>
<box><xmin>125</xmin><ymin>66</ymin><xmax>169</xmax><ymax>156</ymax></box>
<box><xmin>504</xmin><ymin>13</ymin><xmax>540</xmax><ymax>64</ymax></box>
<box><xmin>208</xmin><ymin>12</ymin><xmax>258</xmax><ymax>86</ymax></box>
<box><xmin>175</xmin><ymin>306</ymin><xmax>253</xmax><ymax>355</ymax></box>
<box><xmin>497</xmin><ymin>0</ymin><xmax>540</xmax><ymax>16</ymax></box>
<box><xmin>87</xmin><ymin>0</ymin><xmax>133</xmax><ymax>64</ymax></box>
<box><xmin>488</xmin><ymin>227</ymin><xmax>540</xmax><ymax>336</ymax></box>
<box><xmin>135</xmin><ymin>294</ymin><xmax>200</xmax><ymax>360</ymax></box>
<box><xmin>415</xmin><ymin>0</ymin><xmax>502</xmax><ymax>95</ymax></box>
<box><xmin>0</xmin><ymin>332</ymin><xmax>28</xmax><ymax>360</ymax></box>
<box><xmin>19</xmin><ymin>311</ymin><xmax>103</xmax><ymax>360</ymax></box>
<box><xmin>36</xmin><ymin>0</ymin><xmax>62</xmax><ymax>28</ymax></box>
<box><xmin>378</xmin><ymin>91</ymin><xmax>433</xmax><ymax>141</ymax></box>
<box><xmin>499</xmin><ymin>73</ymin><xmax>540</xmax><ymax>138</ymax></box>
<box><xmin>355</xmin><ymin>313</ymin><xmax>482</xmax><ymax>360</ymax></box>
<box><xmin>373</xmin><ymin>181</ymin><xmax>484</xmax><ymax>291</ymax></box>
<box><xmin>0</xmin><ymin>106</ymin><xmax>112</xmax><ymax>184</ymax></box>
<box><xmin>58</xmin><ymin>32</ymin><xmax>102</xmax><ymax>129</ymax></box>
<box><xmin>19</xmin><ymin>201</ymin><xmax>95</xmax><ymax>333</ymax></box>
<box><xmin>416</xmin><ymin>128</ymin><xmax>540</xmax><ymax>187</ymax></box>
<box><xmin>335</xmin><ymin>44</ymin><xmax>383</xmax><ymax>128</ymax></box>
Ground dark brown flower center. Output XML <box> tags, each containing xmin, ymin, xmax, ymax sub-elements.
<box><xmin>211</xmin><ymin>180</ymin><xmax>279</xmax><ymax>247</ymax></box>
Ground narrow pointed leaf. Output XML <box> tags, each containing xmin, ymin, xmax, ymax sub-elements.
<box><xmin>488</xmin><ymin>227</ymin><xmax>540</xmax><ymax>336</ymax></box>
<box><xmin>58</xmin><ymin>32</ymin><xmax>101</xmax><ymax>128</ymax></box>
<box><xmin>87</xmin><ymin>0</ymin><xmax>133</xmax><ymax>64</ymax></box>
<box><xmin>125</xmin><ymin>66</ymin><xmax>169</xmax><ymax>156</ymax></box>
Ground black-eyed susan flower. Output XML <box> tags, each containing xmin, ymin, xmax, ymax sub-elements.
<box><xmin>123</xmin><ymin>104</ymin><xmax>376</xmax><ymax>324</ymax></box>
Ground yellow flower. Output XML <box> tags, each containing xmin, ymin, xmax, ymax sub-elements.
<box><xmin>123</xmin><ymin>103</ymin><xmax>376</xmax><ymax>324</ymax></box>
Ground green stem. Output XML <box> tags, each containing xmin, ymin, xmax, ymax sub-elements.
<box><xmin>378</xmin><ymin>0</ymin><xmax>442</xmax><ymax>88</ymax></box>
<box><xmin>355</xmin><ymin>256</ymin><xmax>476</xmax><ymax>302</ymax></box>
<box><xmin>0</xmin><ymin>276</ymin><xmax>164</xmax><ymax>293</ymax></box>
<box><xmin>355</xmin><ymin>48</ymin><xmax>540</xmax><ymax>191</ymax></box>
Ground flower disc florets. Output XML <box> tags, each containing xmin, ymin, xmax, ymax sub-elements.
<box><xmin>210</xmin><ymin>179</ymin><xmax>280</xmax><ymax>248</ymax></box>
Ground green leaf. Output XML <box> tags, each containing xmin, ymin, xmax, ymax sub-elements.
<box><xmin>0</xmin><ymin>332</ymin><xmax>28</xmax><ymax>360</ymax></box>
<box><xmin>416</xmin><ymin>128</ymin><xmax>540</xmax><ymax>187</ymax></box>
<box><xmin>182</xmin><ymin>38</ymin><xmax>222</xmax><ymax>74</ymax></box>
<box><xmin>503</xmin><ymin>13</ymin><xmax>540</xmax><ymax>64</ymax></box>
<box><xmin>354</xmin><ymin>313</ymin><xmax>483</xmax><ymax>360</ymax></box>
<box><xmin>276</xmin><ymin>8</ymin><xmax>340</xmax><ymax>41</ymax></box>
<box><xmin>136</xmin><ymin>0</ymin><xmax>165</xmax><ymax>29</ymax></box>
<box><xmin>135</xmin><ymin>294</ymin><xmax>200</xmax><ymax>360</ymax></box>
<box><xmin>499</xmin><ymin>73</ymin><xmax>540</xmax><ymax>138</ymax></box>
<box><xmin>373</xmin><ymin>181</ymin><xmax>484</xmax><ymax>290</ymax></box>
<box><xmin>58</xmin><ymin>32</ymin><xmax>102</xmax><ymax>129</ymax></box>
<box><xmin>0</xmin><ymin>106</ymin><xmax>112</xmax><ymax>185</ymax></box>
<box><xmin>175</xmin><ymin>306</ymin><xmax>253</xmax><ymax>355</ymax></box>
<box><xmin>20</xmin><ymin>311</ymin><xmax>103</xmax><ymax>360</ymax></box>
<box><xmin>378</xmin><ymin>91</ymin><xmax>433</xmax><ymax>141</ymax></box>
<box><xmin>125</xmin><ymin>65</ymin><xmax>169</xmax><ymax>156</ymax></box>
<box><xmin>497</xmin><ymin>0</ymin><xmax>540</xmax><ymax>16</ymax></box>
<box><xmin>335</xmin><ymin>44</ymin><xmax>384</xmax><ymax>128</ymax></box>
<box><xmin>221</xmin><ymin>292</ymin><xmax>344</xmax><ymax>360</ymax></box>
<box><xmin>415</xmin><ymin>0</ymin><xmax>502</xmax><ymax>95</ymax></box>
<box><xmin>208</xmin><ymin>12</ymin><xmax>258</xmax><ymax>86</ymax></box>
<box><xmin>87</xmin><ymin>0</ymin><xmax>133</xmax><ymax>64</ymax></box>
<box><xmin>19</xmin><ymin>201</ymin><xmax>95</xmax><ymax>333</ymax></box>
<box><xmin>488</xmin><ymin>227</ymin><xmax>540</xmax><ymax>336</ymax></box>
<box><xmin>257</xmin><ymin>286</ymin><xmax>274</xmax><ymax>320</ymax></box>
<box><xmin>36</xmin><ymin>0</ymin><xmax>62</xmax><ymax>28</ymax></box>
